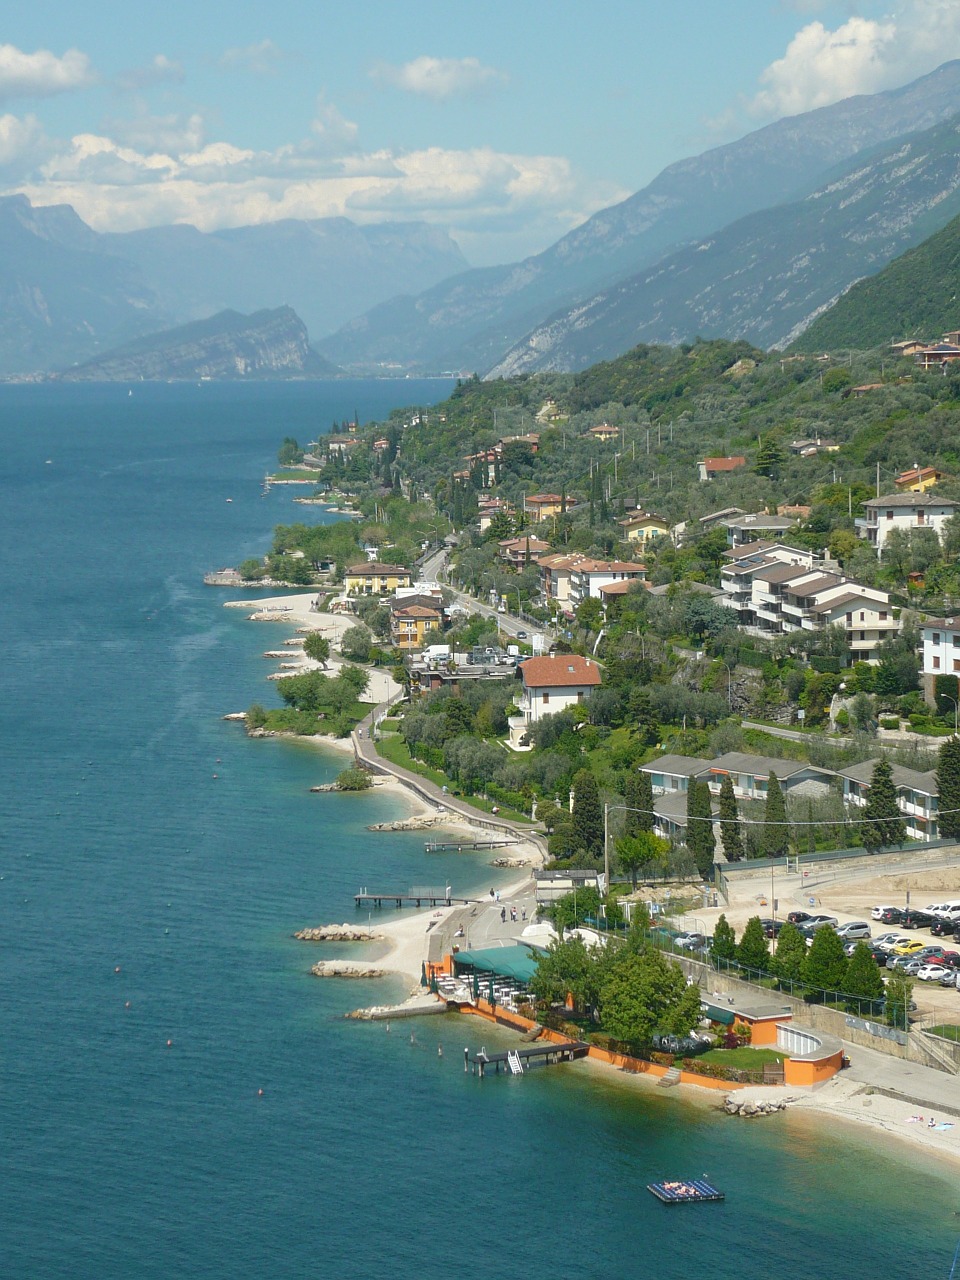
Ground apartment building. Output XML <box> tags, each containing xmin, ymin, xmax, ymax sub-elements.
<box><xmin>568</xmin><ymin>559</ymin><xmax>647</xmax><ymax>606</ymax></box>
<box><xmin>837</xmin><ymin>761</ymin><xmax>939</xmax><ymax>842</ymax></box>
<box><xmin>860</xmin><ymin>492</ymin><xmax>958</xmax><ymax>551</ymax></box>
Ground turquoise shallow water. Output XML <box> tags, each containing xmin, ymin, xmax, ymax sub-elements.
<box><xmin>1</xmin><ymin>381</ymin><xmax>958</xmax><ymax>1278</ymax></box>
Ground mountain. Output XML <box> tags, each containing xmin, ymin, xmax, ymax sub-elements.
<box><xmin>794</xmin><ymin>209</ymin><xmax>960</xmax><ymax>350</ymax></box>
<box><xmin>101</xmin><ymin>218</ymin><xmax>467</xmax><ymax>341</ymax></box>
<box><xmin>57</xmin><ymin>306</ymin><xmax>337</xmax><ymax>382</ymax></box>
<box><xmin>487</xmin><ymin>113</ymin><xmax>960</xmax><ymax>375</ymax></box>
<box><xmin>0</xmin><ymin>195</ymin><xmax>467</xmax><ymax>377</ymax></box>
<box><xmin>317</xmin><ymin>60</ymin><xmax>960</xmax><ymax>375</ymax></box>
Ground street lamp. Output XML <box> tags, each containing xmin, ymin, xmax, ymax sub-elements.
<box><xmin>719</xmin><ymin>662</ymin><xmax>733</xmax><ymax>708</ymax></box>
<box><xmin>943</xmin><ymin>694</ymin><xmax>958</xmax><ymax>735</ymax></box>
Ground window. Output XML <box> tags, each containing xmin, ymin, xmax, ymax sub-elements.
<box><xmin>859</xmin><ymin>612</ymin><xmax>865</xmax><ymax>622</ymax></box>
<box><xmin>953</xmin><ymin>635</ymin><xmax>960</xmax><ymax>646</ymax></box>
<box><xmin>885</xmin><ymin>510</ymin><xmax>894</xmax><ymax>519</ymax></box>
<box><xmin>934</xmin><ymin>656</ymin><xmax>941</xmax><ymax>669</ymax></box>
<box><xmin>846</xmin><ymin>613</ymin><xmax>852</xmax><ymax>624</ymax></box>
<box><xmin>860</xmin><ymin>631</ymin><xmax>866</xmax><ymax>641</ymax></box>
<box><xmin>933</xmin><ymin>633</ymin><xmax>941</xmax><ymax>644</ymax></box>
<box><xmin>880</xmin><ymin>611</ymin><xmax>887</xmax><ymax>621</ymax></box>
<box><xmin>542</xmin><ymin>692</ymin><xmax>550</xmax><ymax>704</ymax></box>
<box><xmin>954</xmin><ymin>660</ymin><xmax>960</xmax><ymax>673</ymax></box>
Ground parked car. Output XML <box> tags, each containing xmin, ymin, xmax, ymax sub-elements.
<box><xmin>879</xmin><ymin>907</ymin><xmax>905</xmax><ymax>925</ymax></box>
<box><xmin>787</xmin><ymin>911</ymin><xmax>815</xmax><ymax>925</ymax></box>
<box><xmin>835</xmin><ymin>921</ymin><xmax>871</xmax><ymax>940</ymax></box>
<box><xmin>875</xmin><ymin>934</ymin><xmax>911</xmax><ymax>952</ymax></box>
<box><xmin>900</xmin><ymin>909</ymin><xmax>934</xmax><ymax>930</ymax></box>
<box><xmin>892</xmin><ymin>940</ymin><xmax>933</xmax><ymax>956</ymax></box>
<box><xmin>652</xmin><ymin>1032</ymin><xmax>712</xmax><ymax>1055</ymax></box>
<box><xmin>759</xmin><ymin>918</ymin><xmax>784</xmax><ymax>939</ymax></box>
<box><xmin>804</xmin><ymin>914</ymin><xmax>839</xmax><ymax>928</ymax></box>
<box><xmin>940</xmin><ymin>970</ymin><xmax>960</xmax><ymax>988</ymax></box>
<box><xmin>930</xmin><ymin>917</ymin><xmax>956</xmax><ymax>937</ymax></box>
<box><xmin>917</xmin><ymin>964</ymin><xmax>953</xmax><ymax>982</ymax></box>
<box><xmin>675</xmin><ymin>932</ymin><xmax>707</xmax><ymax>951</ymax></box>
<box><xmin>516</xmin><ymin>630</ymin><xmax>528</xmax><ymax>639</ymax></box>
<box><xmin>872</xmin><ymin>904</ymin><xmax>900</xmax><ymax>920</ymax></box>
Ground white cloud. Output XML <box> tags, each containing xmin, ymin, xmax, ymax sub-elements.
<box><xmin>0</xmin><ymin>113</ymin><xmax>44</xmax><ymax>166</ymax></box>
<box><xmin>749</xmin><ymin>3</ymin><xmax>960</xmax><ymax>120</ymax></box>
<box><xmin>0</xmin><ymin>44</ymin><xmax>94</xmax><ymax>102</ymax></box>
<box><xmin>371</xmin><ymin>55</ymin><xmax>505</xmax><ymax>100</ymax></box>
<box><xmin>218</xmin><ymin>40</ymin><xmax>285</xmax><ymax>75</ymax></box>
<box><xmin>105</xmin><ymin>110</ymin><xmax>206</xmax><ymax>155</ymax></box>
<box><xmin>309</xmin><ymin>94</ymin><xmax>359</xmax><ymax>154</ymax></box>
<box><xmin>116</xmin><ymin>54</ymin><xmax>184</xmax><ymax>92</ymax></box>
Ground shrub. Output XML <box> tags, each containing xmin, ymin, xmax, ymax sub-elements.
<box><xmin>880</xmin><ymin>717</ymin><xmax>900</xmax><ymax>730</ymax></box>
<box><xmin>336</xmin><ymin>767</ymin><xmax>373</xmax><ymax>791</ymax></box>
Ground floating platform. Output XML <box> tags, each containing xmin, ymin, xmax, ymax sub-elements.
<box><xmin>647</xmin><ymin>1179</ymin><xmax>725</xmax><ymax>1205</ymax></box>
<box><xmin>355</xmin><ymin>887</ymin><xmax>470</xmax><ymax>909</ymax></box>
<box><xmin>424</xmin><ymin>839</ymin><xmax>518</xmax><ymax>852</ymax></box>
<box><xmin>466</xmin><ymin>1041</ymin><xmax>588</xmax><ymax>1077</ymax></box>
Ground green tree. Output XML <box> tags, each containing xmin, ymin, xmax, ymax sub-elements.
<box><xmin>245</xmin><ymin>703</ymin><xmax>268</xmax><ymax>730</ymax></box>
<box><xmin>530</xmin><ymin>935</ymin><xmax>598</xmax><ymax>1011</ymax></box>
<box><xmin>711</xmin><ymin>914</ymin><xmax>737</xmax><ymax>963</ymax></box>
<box><xmin>884</xmin><ymin>970</ymin><xmax>913</xmax><ymax>1030</ymax></box>
<box><xmin>336</xmin><ymin>767</ymin><xmax>372</xmax><ymax>791</ymax></box>
<box><xmin>773</xmin><ymin>921</ymin><xmax>807</xmax><ymax>985</ymax></box>
<box><xmin>718</xmin><ymin>774</ymin><xmax>744</xmax><ymax>862</ymax></box>
<box><xmin>277</xmin><ymin>436</ymin><xmax>304</xmax><ymax>465</ymax></box>
<box><xmin>340</xmin><ymin>625</ymin><xmax>373</xmax><ymax>663</ymax></box>
<box><xmin>754</xmin><ymin>435</ymin><xmax>785</xmax><ymax>480</ymax></box>
<box><xmin>685</xmin><ymin>779</ymin><xmax>715</xmax><ymax>879</ymax></box>
<box><xmin>937</xmin><ymin>736</ymin><xmax>960</xmax><ymax>840</ymax></box>
<box><xmin>861</xmin><ymin>758</ymin><xmax>906</xmax><ymax>850</ymax></box>
<box><xmin>763</xmin><ymin>772</ymin><xmax>789</xmax><ymax>858</ymax></box>
<box><xmin>801</xmin><ymin>926</ymin><xmax>848</xmax><ymax>995</ymax></box>
<box><xmin>599</xmin><ymin>949</ymin><xmax>702</xmax><ymax>1047</ymax></box>
<box><xmin>548</xmin><ymin>887</ymin><xmax>602</xmax><ymax>938</ymax></box>
<box><xmin>615</xmin><ymin>831</ymin><xmax>669</xmax><ymax>888</ymax></box>
<box><xmin>624</xmin><ymin>769</ymin><xmax>654</xmax><ymax>836</ymax></box>
<box><xmin>842</xmin><ymin>941</ymin><xmax>885</xmax><ymax>1008</ymax></box>
<box><xmin>303</xmin><ymin>633</ymin><xmax>331</xmax><ymax>667</ymax></box>
<box><xmin>238</xmin><ymin>557</ymin><xmax>267</xmax><ymax>581</ymax></box>
<box><xmin>737</xmin><ymin>916</ymin><xmax>770</xmax><ymax>972</ymax></box>
<box><xmin>571</xmin><ymin>769</ymin><xmax>603</xmax><ymax>857</ymax></box>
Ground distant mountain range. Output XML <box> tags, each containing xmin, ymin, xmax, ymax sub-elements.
<box><xmin>795</xmin><ymin>208</ymin><xmax>960</xmax><ymax>351</ymax></box>
<box><xmin>318</xmin><ymin>60</ymin><xmax>960</xmax><ymax>376</ymax></box>
<box><xmin>56</xmin><ymin>306</ymin><xmax>336</xmax><ymax>382</ymax></box>
<box><xmin>0</xmin><ymin>197</ymin><xmax>466</xmax><ymax>377</ymax></box>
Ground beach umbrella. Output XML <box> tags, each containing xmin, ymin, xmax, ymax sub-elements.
<box><xmin>472</xmin><ymin>972</ymin><xmax>480</xmax><ymax>1000</ymax></box>
<box><xmin>420</xmin><ymin>962</ymin><xmax>428</xmax><ymax>988</ymax></box>
<box><xmin>488</xmin><ymin>976</ymin><xmax>496</xmax><ymax>1006</ymax></box>
<box><xmin>430</xmin><ymin>973</ymin><xmax>439</xmax><ymax>995</ymax></box>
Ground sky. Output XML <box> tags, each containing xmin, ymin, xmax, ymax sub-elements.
<box><xmin>4</xmin><ymin>1</ymin><xmax>960</xmax><ymax>266</ymax></box>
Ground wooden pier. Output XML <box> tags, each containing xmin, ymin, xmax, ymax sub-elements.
<box><xmin>465</xmin><ymin>1041</ymin><xmax>588</xmax><ymax>1077</ymax></box>
<box><xmin>647</xmin><ymin>1179</ymin><xmax>725</xmax><ymax>1205</ymax></box>
<box><xmin>354</xmin><ymin>886</ymin><xmax>470</xmax><ymax>909</ymax></box>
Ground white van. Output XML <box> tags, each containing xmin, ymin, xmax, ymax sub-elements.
<box><xmin>936</xmin><ymin>902</ymin><xmax>960</xmax><ymax>922</ymax></box>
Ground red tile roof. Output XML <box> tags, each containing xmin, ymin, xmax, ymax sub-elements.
<box><xmin>701</xmin><ymin>456</ymin><xmax>746</xmax><ymax>471</ymax></box>
<box><xmin>520</xmin><ymin>655</ymin><xmax>602</xmax><ymax>689</ymax></box>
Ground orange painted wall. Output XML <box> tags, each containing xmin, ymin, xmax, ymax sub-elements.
<box><xmin>746</xmin><ymin>1019</ymin><xmax>784</xmax><ymax>1047</ymax></box>
<box><xmin>783</xmin><ymin>1051</ymin><xmax>842</xmax><ymax>1086</ymax></box>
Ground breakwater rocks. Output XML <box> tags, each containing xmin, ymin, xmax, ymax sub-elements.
<box><xmin>310</xmin><ymin>960</ymin><xmax>386</xmax><ymax>979</ymax></box>
<box><xmin>368</xmin><ymin>815</ymin><xmax>445</xmax><ymax>832</ymax></box>
<box><xmin>490</xmin><ymin>857</ymin><xmax>529</xmax><ymax>868</ymax></box>
<box><xmin>295</xmin><ymin>924</ymin><xmax>383</xmax><ymax>942</ymax></box>
<box><xmin>724</xmin><ymin>1096</ymin><xmax>793</xmax><ymax>1117</ymax></box>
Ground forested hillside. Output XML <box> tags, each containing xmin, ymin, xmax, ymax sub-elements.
<box><xmin>797</xmin><ymin>212</ymin><xmax>960</xmax><ymax>351</ymax></box>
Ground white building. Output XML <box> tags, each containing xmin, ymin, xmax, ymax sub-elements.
<box><xmin>568</xmin><ymin>559</ymin><xmax>647</xmax><ymax>607</ymax></box>
<box><xmin>919</xmin><ymin>616</ymin><xmax>960</xmax><ymax>702</ymax></box>
<box><xmin>517</xmin><ymin>655</ymin><xmax>601</xmax><ymax>727</ymax></box>
<box><xmin>837</xmin><ymin>761</ymin><xmax>939</xmax><ymax>842</ymax></box>
<box><xmin>860</xmin><ymin>492</ymin><xmax>958</xmax><ymax>551</ymax></box>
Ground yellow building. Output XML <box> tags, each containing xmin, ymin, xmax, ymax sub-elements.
<box><xmin>618</xmin><ymin>512</ymin><xmax>670</xmax><ymax>545</ymax></box>
<box><xmin>390</xmin><ymin>603</ymin><xmax>442</xmax><ymax>649</ymax></box>
<box><xmin>524</xmin><ymin>493</ymin><xmax>565</xmax><ymax>521</ymax></box>
<box><xmin>345</xmin><ymin>562</ymin><xmax>413</xmax><ymax>595</ymax></box>
<box><xmin>894</xmin><ymin>466</ymin><xmax>942</xmax><ymax>493</ymax></box>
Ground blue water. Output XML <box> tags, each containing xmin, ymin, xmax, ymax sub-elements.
<box><xmin>1</xmin><ymin>381</ymin><xmax>957</xmax><ymax>1278</ymax></box>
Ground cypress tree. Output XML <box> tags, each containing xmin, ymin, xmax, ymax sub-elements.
<box><xmin>842</xmin><ymin>941</ymin><xmax>885</xmax><ymax>1006</ymax></box>
<box><xmin>763</xmin><ymin>772</ymin><xmax>789</xmax><ymax>858</ymax></box>
<box><xmin>624</xmin><ymin>769</ymin><xmax>654</xmax><ymax>837</ymax></box>
<box><xmin>801</xmin><ymin>926</ymin><xmax>848</xmax><ymax>996</ymax></box>
<box><xmin>937</xmin><ymin>736</ymin><xmax>960</xmax><ymax>839</ymax></box>
<box><xmin>712</xmin><ymin>914</ymin><xmax>737</xmax><ymax>962</ymax></box>
<box><xmin>685</xmin><ymin>779</ymin><xmax>715</xmax><ymax>880</ymax></box>
<box><xmin>571</xmin><ymin>768</ymin><xmax>603</xmax><ymax>857</ymax></box>
<box><xmin>861</xmin><ymin>758</ymin><xmax>906</xmax><ymax>850</ymax></box>
<box><xmin>718</xmin><ymin>774</ymin><xmax>744</xmax><ymax>862</ymax></box>
<box><xmin>773</xmin><ymin>921</ymin><xmax>807</xmax><ymax>985</ymax></box>
<box><xmin>737</xmin><ymin>916</ymin><xmax>770</xmax><ymax>972</ymax></box>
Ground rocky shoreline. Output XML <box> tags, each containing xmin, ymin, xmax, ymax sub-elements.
<box><xmin>311</xmin><ymin>960</ymin><xmax>387</xmax><ymax>978</ymax></box>
<box><xmin>724</xmin><ymin>1095</ymin><xmax>793</xmax><ymax>1117</ymax></box>
<box><xmin>295</xmin><ymin>924</ymin><xmax>384</xmax><ymax>942</ymax></box>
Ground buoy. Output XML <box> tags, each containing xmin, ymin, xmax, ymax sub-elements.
<box><xmin>258</xmin><ymin>1088</ymin><xmax>264</xmax><ymax>1097</ymax></box>
<box><xmin>212</xmin><ymin>774</ymin><xmax>218</xmax><ymax>779</ymax></box>
<box><xmin>115</xmin><ymin>966</ymin><xmax>121</xmax><ymax>974</ymax></box>
<box><xmin>164</xmin><ymin>928</ymin><xmax>169</xmax><ymax>935</ymax></box>
<box><xmin>166</xmin><ymin>1039</ymin><xmax>172</xmax><ymax>1048</ymax></box>
<box><xmin>125</xmin><ymin>1001</ymin><xmax>131</xmax><ymax>1009</ymax></box>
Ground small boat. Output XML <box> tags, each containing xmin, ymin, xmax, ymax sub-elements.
<box><xmin>226</xmin><ymin>498</ymin><xmax>233</xmax><ymax>503</ymax></box>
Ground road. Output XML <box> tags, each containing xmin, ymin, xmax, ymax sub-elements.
<box><xmin>421</xmin><ymin>543</ymin><xmax>552</xmax><ymax>643</ymax></box>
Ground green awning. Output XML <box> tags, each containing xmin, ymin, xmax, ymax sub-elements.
<box><xmin>701</xmin><ymin>1002</ymin><xmax>736</xmax><ymax>1026</ymax></box>
<box><xmin>453</xmin><ymin>945</ymin><xmax>541</xmax><ymax>984</ymax></box>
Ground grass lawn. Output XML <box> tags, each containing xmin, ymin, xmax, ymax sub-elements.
<box><xmin>697</xmin><ymin>1047</ymin><xmax>785</xmax><ymax>1068</ymax></box>
<box><xmin>928</xmin><ymin>1025</ymin><xmax>960</xmax><ymax>1042</ymax></box>
<box><xmin>375</xmin><ymin>733</ymin><xmax>534</xmax><ymax>824</ymax></box>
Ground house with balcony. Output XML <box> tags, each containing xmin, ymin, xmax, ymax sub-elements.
<box><xmin>919</xmin><ymin>616</ymin><xmax>960</xmax><ymax>702</ymax></box>
<box><xmin>517</xmin><ymin>655</ymin><xmax>601</xmax><ymax>727</ymax></box>
<box><xmin>724</xmin><ymin>513</ymin><xmax>798</xmax><ymax>546</ymax></box>
<box><xmin>860</xmin><ymin>493</ymin><xmax>958</xmax><ymax>551</ymax></box>
<box><xmin>652</xmin><ymin>791</ymin><xmax>720</xmax><ymax>844</ymax></box>
<box><xmin>837</xmin><ymin>761</ymin><xmax>939</xmax><ymax>841</ymax></box>
<box><xmin>524</xmin><ymin>493</ymin><xmax>565</xmax><ymax>521</ymax></box>
<box><xmin>915</xmin><ymin>342</ymin><xmax>960</xmax><ymax>370</ymax></box>
<box><xmin>700</xmin><ymin>753</ymin><xmax>835</xmax><ymax>801</ymax></box>
<box><xmin>719</xmin><ymin>543</ymin><xmax>818</xmax><ymax>624</ymax></box>
<box><xmin>618</xmin><ymin>511</ymin><xmax>671</xmax><ymax>545</ymax></box>
<box><xmin>538</xmin><ymin>553</ymin><xmax>586</xmax><ymax>611</ymax></box>
<box><xmin>588</xmin><ymin>422</ymin><xmax>620</xmax><ymax>442</ymax></box>
<box><xmin>345</xmin><ymin>562</ymin><xmax>413</xmax><ymax>595</ymax></box>
<box><xmin>640</xmin><ymin>755</ymin><xmax>713</xmax><ymax>796</ymax></box>
<box><xmin>568</xmin><ymin>559</ymin><xmax>647</xmax><ymax>606</ymax></box>
<box><xmin>390</xmin><ymin>602</ymin><xmax>443</xmax><ymax>650</ymax></box>
<box><xmin>497</xmin><ymin>536</ymin><xmax>551</xmax><ymax>567</ymax></box>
